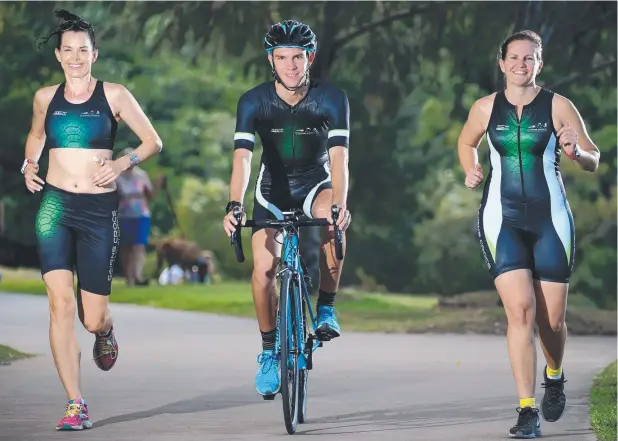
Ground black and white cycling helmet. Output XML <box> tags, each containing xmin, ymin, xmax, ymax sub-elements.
<box><xmin>264</xmin><ymin>20</ymin><xmax>317</xmax><ymax>54</ymax></box>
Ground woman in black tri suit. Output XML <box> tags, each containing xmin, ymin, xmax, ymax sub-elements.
<box><xmin>22</xmin><ymin>9</ymin><xmax>162</xmax><ymax>431</ymax></box>
<box><xmin>457</xmin><ymin>30</ymin><xmax>601</xmax><ymax>439</ymax></box>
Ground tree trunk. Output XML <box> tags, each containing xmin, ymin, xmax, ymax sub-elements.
<box><xmin>309</xmin><ymin>2</ymin><xmax>343</xmax><ymax>81</ymax></box>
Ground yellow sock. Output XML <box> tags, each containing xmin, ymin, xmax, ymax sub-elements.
<box><xmin>520</xmin><ymin>397</ymin><xmax>536</xmax><ymax>409</ymax></box>
<box><xmin>546</xmin><ymin>365</ymin><xmax>563</xmax><ymax>379</ymax></box>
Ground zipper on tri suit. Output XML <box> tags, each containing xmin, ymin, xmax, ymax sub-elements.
<box><xmin>292</xmin><ymin>120</ymin><xmax>296</xmax><ymax>175</ymax></box>
<box><xmin>517</xmin><ymin>116</ymin><xmax>526</xmax><ymax>200</ymax></box>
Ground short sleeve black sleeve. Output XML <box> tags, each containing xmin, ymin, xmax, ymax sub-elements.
<box><xmin>233</xmin><ymin>92</ymin><xmax>258</xmax><ymax>151</ymax></box>
<box><xmin>323</xmin><ymin>87</ymin><xmax>350</xmax><ymax>149</ymax></box>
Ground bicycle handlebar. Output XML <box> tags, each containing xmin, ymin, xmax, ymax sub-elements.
<box><xmin>230</xmin><ymin>205</ymin><xmax>345</xmax><ymax>263</ymax></box>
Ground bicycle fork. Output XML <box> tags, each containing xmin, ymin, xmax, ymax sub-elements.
<box><xmin>277</xmin><ymin>234</ymin><xmax>322</xmax><ymax>376</ymax></box>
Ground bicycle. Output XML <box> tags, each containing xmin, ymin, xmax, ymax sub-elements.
<box><xmin>230</xmin><ymin>205</ymin><xmax>344</xmax><ymax>435</ymax></box>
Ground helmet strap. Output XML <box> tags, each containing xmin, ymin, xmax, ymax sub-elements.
<box><xmin>271</xmin><ymin>66</ymin><xmax>311</xmax><ymax>92</ymax></box>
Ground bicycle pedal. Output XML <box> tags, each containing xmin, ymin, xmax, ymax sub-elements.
<box><xmin>262</xmin><ymin>394</ymin><xmax>276</xmax><ymax>401</ymax></box>
<box><xmin>316</xmin><ymin>334</ymin><xmax>328</xmax><ymax>343</ymax></box>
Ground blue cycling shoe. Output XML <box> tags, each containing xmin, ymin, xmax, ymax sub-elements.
<box><xmin>315</xmin><ymin>305</ymin><xmax>341</xmax><ymax>341</ymax></box>
<box><xmin>255</xmin><ymin>350</ymin><xmax>280</xmax><ymax>396</ymax></box>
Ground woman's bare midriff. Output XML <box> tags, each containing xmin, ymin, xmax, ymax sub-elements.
<box><xmin>46</xmin><ymin>148</ymin><xmax>116</xmax><ymax>194</ymax></box>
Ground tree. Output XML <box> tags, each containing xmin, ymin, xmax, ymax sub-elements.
<box><xmin>1</xmin><ymin>2</ymin><xmax>615</xmax><ymax>307</ymax></box>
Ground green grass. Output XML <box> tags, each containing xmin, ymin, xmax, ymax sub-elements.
<box><xmin>0</xmin><ymin>345</ymin><xmax>34</xmax><ymax>363</ymax></box>
<box><xmin>0</xmin><ymin>271</ymin><xmax>438</xmax><ymax>332</ymax></box>
<box><xmin>590</xmin><ymin>360</ymin><xmax>617</xmax><ymax>441</ymax></box>
<box><xmin>0</xmin><ymin>267</ymin><xmax>613</xmax><ymax>335</ymax></box>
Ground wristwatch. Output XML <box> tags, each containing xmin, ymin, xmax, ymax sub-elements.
<box><xmin>20</xmin><ymin>159</ymin><xmax>36</xmax><ymax>174</ymax></box>
<box><xmin>225</xmin><ymin>201</ymin><xmax>243</xmax><ymax>214</ymax></box>
<box><xmin>567</xmin><ymin>145</ymin><xmax>581</xmax><ymax>160</ymax></box>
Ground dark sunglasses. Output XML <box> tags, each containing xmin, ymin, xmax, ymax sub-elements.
<box><xmin>58</xmin><ymin>19</ymin><xmax>93</xmax><ymax>32</ymax></box>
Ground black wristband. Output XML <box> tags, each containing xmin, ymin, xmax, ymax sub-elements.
<box><xmin>225</xmin><ymin>201</ymin><xmax>242</xmax><ymax>214</ymax></box>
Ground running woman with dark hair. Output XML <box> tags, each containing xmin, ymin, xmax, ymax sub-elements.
<box><xmin>457</xmin><ymin>30</ymin><xmax>601</xmax><ymax>438</ymax></box>
<box><xmin>25</xmin><ymin>9</ymin><xmax>163</xmax><ymax>430</ymax></box>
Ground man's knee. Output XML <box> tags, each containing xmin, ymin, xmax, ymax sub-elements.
<box><xmin>253</xmin><ymin>257</ymin><xmax>278</xmax><ymax>286</ymax></box>
<box><xmin>251</xmin><ymin>229</ymin><xmax>280</xmax><ymax>287</ymax></box>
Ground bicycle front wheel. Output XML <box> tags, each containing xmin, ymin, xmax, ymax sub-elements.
<box><xmin>298</xmin><ymin>290</ymin><xmax>309</xmax><ymax>424</ymax></box>
<box><xmin>279</xmin><ymin>270</ymin><xmax>300</xmax><ymax>434</ymax></box>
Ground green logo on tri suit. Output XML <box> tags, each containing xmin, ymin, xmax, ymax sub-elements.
<box><xmin>282</xmin><ymin>123</ymin><xmax>295</xmax><ymax>160</ymax></box>
<box><xmin>49</xmin><ymin>114</ymin><xmax>96</xmax><ymax>149</ymax></box>
<box><xmin>36</xmin><ymin>192</ymin><xmax>64</xmax><ymax>240</ymax></box>
<box><xmin>280</xmin><ymin>123</ymin><xmax>313</xmax><ymax>161</ymax></box>
<box><xmin>500</xmin><ymin>109</ymin><xmax>547</xmax><ymax>175</ymax></box>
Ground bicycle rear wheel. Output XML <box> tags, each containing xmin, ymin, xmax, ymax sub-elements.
<box><xmin>279</xmin><ymin>270</ymin><xmax>300</xmax><ymax>434</ymax></box>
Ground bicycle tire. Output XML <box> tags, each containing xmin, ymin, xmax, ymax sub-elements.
<box><xmin>298</xmin><ymin>286</ymin><xmax>309</xmax><ymax>424</ymax></box>
<box><xmin>298</xmin><ymin>361</ymin><xmax>309</xmax><ymax>424</ymax></box>
<box><xmin>280</xmin><ymin>270</ymin><xmax>300</xmax><ymax>434</ymax></box>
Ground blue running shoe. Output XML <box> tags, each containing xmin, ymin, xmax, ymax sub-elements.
<box><xmin>315</xmin><ymin>305</ymin><xmax>340</xmax><ymax>341</ymax></box>
<box><xmin>255</xmin><ymin>350</ymin><xmax>280</xmax><ymax>396</ymax></box>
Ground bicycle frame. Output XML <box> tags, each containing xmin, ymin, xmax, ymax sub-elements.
<box><xmin>230</xmin><ymin>206</ymin><xmax>344</xmax><ymax>366</ymax></box>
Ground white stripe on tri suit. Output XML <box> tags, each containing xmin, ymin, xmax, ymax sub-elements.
<box><xmin>543</xmin><ymin>133</ymin><xmax>573</xmax><ymax>263</ymax></box>
<box><xmin>327</xmin><ymin>129</ymin><xmax>349</xmax><ymax>139</ymax></box>
<box><xmin>302</xmin><ymin>163</ymin><xmax>332</xmax><ymax>219</ymax></box>
<box><xmin>482</xmin><ymin>134</ymin><xmax>503</xmax><ymax>261</ymax></box>
<box><xmin>234</xmin><ymin>132</ymin><xmax>256</xmax><ymax>142</ymax></box>
<box><xmin>255</xmin><ymin>164</ymin><xmax>284</xmax><ymax>220</ymax></box>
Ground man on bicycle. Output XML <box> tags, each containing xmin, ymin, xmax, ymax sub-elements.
<box><xmin>222</xmin><ymin>19</ymin><xmax>352</xmax><ymax>398</ymax></box>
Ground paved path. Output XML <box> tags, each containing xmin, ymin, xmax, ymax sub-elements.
<box><xmin>0</xmin><ymin>292</ymin><xmax>615</xmax><ymax>440</ymax></box>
